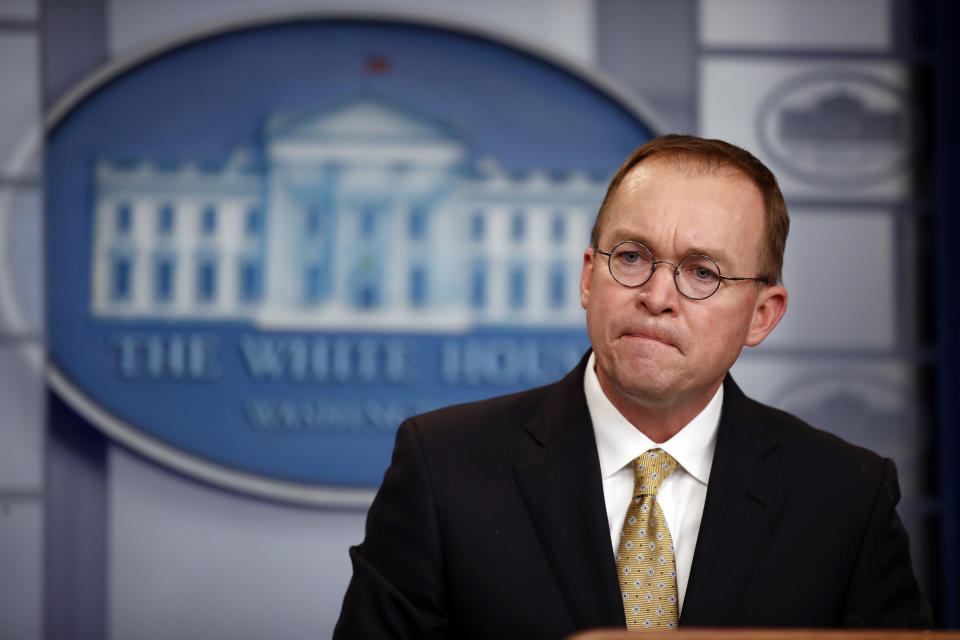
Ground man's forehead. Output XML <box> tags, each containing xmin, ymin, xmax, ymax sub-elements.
<box><xmin>599</xmin><ymin>160</ymin><xmax>765</xmax><ymax>267</ymax></box>
<box><xmin>622</xmin><ymin>153</ymin><xmax>749</xmax><ymax>186</ymax></box>
<box><xmin>609</xmin><ymin>156</ymin><xmax>763</xmax><ymax>225</ymax></box>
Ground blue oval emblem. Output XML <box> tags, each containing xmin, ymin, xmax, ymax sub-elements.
<box><xmin>45</xmin><ymin>16</ymin><xmax>657</xmax><ymax>504</ymax></box>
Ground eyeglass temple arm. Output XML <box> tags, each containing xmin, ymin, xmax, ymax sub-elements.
<box><xmin>719</xmin><ymin>275</ymin><xmax>771</xmax><ymax>284</ymax></box>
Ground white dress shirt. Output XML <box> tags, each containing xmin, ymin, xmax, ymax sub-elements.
<box><xmin>584</xmin><ymin>352</ymin><xmax>721</xmax><ymax>613</ymax></box>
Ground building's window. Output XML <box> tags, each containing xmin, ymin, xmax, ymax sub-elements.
<box><xmin>201</xmin><ymin>205</ymin><xmax>217</xmax><ymax>235</ymax></box>
<box><xmin>549</xmin><ymin>262</ymin><xmax>566</xmax><ymax>309</ymax></box>
<box><xmin>111</xmin><ymin>254</ymin><xmax>132</xmax><ymax>301</ymax></box>
<box><xmin>116</xmin><ymin>203</ymin><xmax>132</xmax><ymax>234</ymax></box>
<box><xmin>409</xmin><ymin>206</ymin><xmax>428</xmax><ymax>241</ymax></box>
<box><xmin>158</xmin><ymin>204</ymin><xmax>174</xmax><ymax>235</ymax></box>
<box><xmin>305</xmin><ymin>260</ymin><xmax>335</xmax><ymax>305</ymax></box>
<box><xmin>196</xmin><ymin>257</ymin><xmax>217</xmax><ymax>302</ymax></box>
<box><xmin>245</xmin><ymin>207</ymin><xmax>262</xmax><ymax>236</ymax></box>
<box><xmin>240</xmin><ymin>259</ymin><xmax>262</xmax><ymax>303</ymax></box>
<box><xmin>511</xmin><ymin>212</ymin><xmax>525</xmax><ymax>242</ymax></box>
<box><xmin>470</xmin><ymin>212</ymin><xmax>485</xmax><ymax>242</ymax></box>
<box><xmin>360</xmin><ymin>204</ymin><xmax>379</xmax><ymax>236</ymax></box>
<box><xmin>154</xmin><ymin>256</ymin><xmax>175</xmax><ymax>302</ymax></box>
<box><xmin>350</xmin><ymin>253</ymin><xmax>383</xmax><ymax>309</ymax></box>
<box><xmin>509</xmin><ymin>266</ymin><xmax>526</xmax><ymax>310</ymax></box>
<box><xmin>470</xmin><ymin>262</ymin><xmax>486</xmax><ymax>309</ymax></box>
<box><xmin>306</xmin><ymin>205</ymin><xmax>323</xmax><ymax>236</ymax></box>
<box><xmin>355</xmin><ymin>281</ymin><xmax>381</xmax><ymax>309</ymax></box>
<box><xmin>410</xmin><ymin>266</ymin><xmax>427</xmax><ymax>307</ymax></box>
<box><xmin>551</xmin><ymin>214</ymin><xmax>566</xmax><ymax>242</ymax></box>
<box><xmin>305</xmin><ymin>264</ymin><xmax>323</xmax><ymax>304</ymax></box>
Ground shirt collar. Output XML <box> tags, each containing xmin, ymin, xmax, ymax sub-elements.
<box><xmin>584</xmin><ymin>351</ymin><xmax>720</xmax><ymax>485</ymax></box>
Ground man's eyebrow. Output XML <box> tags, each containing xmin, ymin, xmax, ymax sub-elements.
<box><xmin>605</xmin><ymin>228</ymin><xmax>640</xmax><ymax>246</ymax></box>
<box><xmin>602</xmin><ymin>228</ymin><xmax>735</xmax><ymax>269</ymax></box>
<box><xmin>686</xmin><ymin>245</ymin><xmax>734</xmax><ymax>269</ymax></box>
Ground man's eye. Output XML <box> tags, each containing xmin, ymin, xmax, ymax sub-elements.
<box><xmin>621</xmin><ymin>252</ymin><xmax>640</xmax><ymax>263</ymax></box>
<box><xmin>689</xmin><ymin>266</ymin><xmax>718</xmax><ymax>281</ymax></box>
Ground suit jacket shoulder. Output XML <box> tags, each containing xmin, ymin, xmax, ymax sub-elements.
<box><xmin>681</xmin><ymin>377</ymin><xmax>933</xmax><ymax>628</ymax></box>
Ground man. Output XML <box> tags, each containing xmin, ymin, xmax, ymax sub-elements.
<box><xmin>334</xmin><ymin>135</ymin><xmax>932</xmax><ymax>638</ymax></box>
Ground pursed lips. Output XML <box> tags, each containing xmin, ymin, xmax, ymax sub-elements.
<box><xmin>619</xmin><ymin>328</ymin><xmax>681</xmax><ymax>352</ymax></box>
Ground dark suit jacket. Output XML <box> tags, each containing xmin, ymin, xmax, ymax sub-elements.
<box><xmin>334</xmin><ymin>353</ymin><xmax>931</xmax><ymax>638</ymax></box>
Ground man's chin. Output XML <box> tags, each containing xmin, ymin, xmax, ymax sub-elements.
<box><xmin>607</xmin><ymin>371</ymin><xmax>679</xmax><ymax>408</ymax></box>
<box><xmin>621</xmin><ymin>383</ymin><xmax>679</xmax><ymax>407</ymax></box>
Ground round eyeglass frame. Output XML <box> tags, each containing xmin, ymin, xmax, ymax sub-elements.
<box><xmin>592</xmin><ymin>240</ymin><xmax>769</xmax><ymax>300</ymax></box>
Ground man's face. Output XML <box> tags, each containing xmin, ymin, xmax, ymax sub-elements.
<box><xmin>580</xmin><ymin>157</ymin><xmax>786</xmax><ymax>418</ymax></box>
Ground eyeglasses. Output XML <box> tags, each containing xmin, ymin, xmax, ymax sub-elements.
<box><xmin>593</xmin><ymin>240</ymin><xmax>770</xmax><ymax>300</ymax></box>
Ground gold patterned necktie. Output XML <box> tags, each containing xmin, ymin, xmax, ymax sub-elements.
<box><xmin>616</xmin><ymin>448</ymin><xmax>679</xmax><ymax>630</ymax></box>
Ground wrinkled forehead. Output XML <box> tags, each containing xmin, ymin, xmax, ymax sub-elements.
<box><xmin>610</xmin><ymin>155</ymin><xmax>763</xmax><ymax>223</ymax></box>
<box><xmin>600</xmin><ymin>157</ymin><xmax>767</xmax><ymax>269</ymax></box>
<box><xmin>630</xmin><ymin>152</ymin><xmax>751</xmax><ymax>184</ymax></box>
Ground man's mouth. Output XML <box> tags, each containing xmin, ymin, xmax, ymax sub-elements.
<box><xmin>620</xmin><ymin>328</ymin><xmax>681</xmax><ymax>351</ymax></box>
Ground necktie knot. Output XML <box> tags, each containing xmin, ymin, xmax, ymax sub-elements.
<box><xmin>633</xmin><ymin>448</ymin><xmax>677</xmax><ymax>496</ymax></box>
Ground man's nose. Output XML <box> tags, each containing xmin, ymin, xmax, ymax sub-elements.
<box><xmin>638</xmin><ymin>262</ymin><xmax>679</xmax><ymax>314</ymax></box>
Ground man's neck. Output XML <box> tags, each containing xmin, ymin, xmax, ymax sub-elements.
<box><xmin>597</xmin><ymin>375</ymin><xmax>723</xmax><ymax>443</ymax></box>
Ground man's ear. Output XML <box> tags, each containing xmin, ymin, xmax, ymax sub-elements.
<box><xmin>580</xmin><ymin>248</ymin><xmax>595</xmax><ymax>310</ymax></box>
<box><xmin>745</xmin><ymin>285</ymin><xmax>788</xmax><ymax>347</ymax></box>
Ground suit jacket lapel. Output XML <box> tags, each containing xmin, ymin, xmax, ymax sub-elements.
<box><xmin>514</xmin><ymin>355</ymin><xmax>625</xmax><ymax>631</ymax></box>
<box><xmin>681</xmin><ymin>376</ymin><xmax>787</xmax><ymax>626</ymax></box>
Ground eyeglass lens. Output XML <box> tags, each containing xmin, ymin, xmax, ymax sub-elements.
<box><xmin>607</xmin><ymin>241</ymin><xmax>722</xmax><ymax>299</ymax></box>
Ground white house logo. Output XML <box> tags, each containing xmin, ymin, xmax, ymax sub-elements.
<box><xmin>44</xmin><ymin>16</ymin><xmax>657</xmax><ymax>504</ymax></box>
<box><xmin>755</xmin><ymin>70</ymin><xmax>912</xmax><ymax>187</ymax></box>
<box><xmin>92</xmin><ymin>95</ymin><xmax>601</xmax><ymax>332</ymax></box>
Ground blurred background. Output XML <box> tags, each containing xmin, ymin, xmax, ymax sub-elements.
<box><xmin>0</xmin><ymin>0</ymin><xmax>957</xmax><ymax>638</ymax></box>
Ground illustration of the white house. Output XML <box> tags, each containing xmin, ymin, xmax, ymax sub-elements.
<box><xmin>90</xmin><ymin>94</ymin><xmax>607</xmax><ymax>331</ymax></box>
